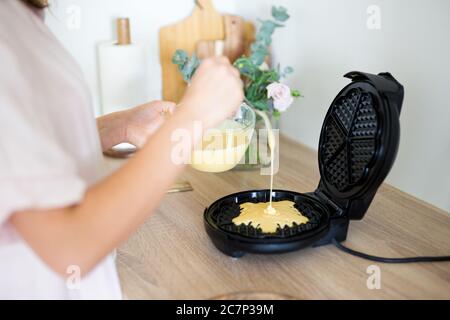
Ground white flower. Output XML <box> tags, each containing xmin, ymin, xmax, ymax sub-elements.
<box><xmin>266</xmin><ymin>82</ymin><xmax>294</xmax><ymax>112</ymax></box>
<box><xmin>259</xmin><ymin>62</ymin><xmax>270</xmax><ymax>71</ymax></box>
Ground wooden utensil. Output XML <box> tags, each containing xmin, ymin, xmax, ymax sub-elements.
<box><xmin>167</xmin><ymin>181</ymin><xmax>194</xmax><ymax>194</ymax></box>
<box><xmin>196</xmin><ymin>39</ymin><xmax>224</xmax><ymax>59</ymax></box>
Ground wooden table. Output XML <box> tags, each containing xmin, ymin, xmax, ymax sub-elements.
<box><xmin>108</xmin><ymin>135</ymin><xmax>450</xmax><ymax>299</ymax></box>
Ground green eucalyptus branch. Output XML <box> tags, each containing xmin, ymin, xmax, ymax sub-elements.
<box><xmin>172</xmin><ymin>50</ymin><xmax>199</xmax><ymax>82</ymax></box>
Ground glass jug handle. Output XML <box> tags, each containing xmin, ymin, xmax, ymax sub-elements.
<box><xmin>253</xmin><ymin>108</ymin><xmax>275</xmax><ymax>152</ymax></box>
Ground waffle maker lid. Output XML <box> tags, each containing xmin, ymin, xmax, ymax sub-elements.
<box><xmin>316</xmin><ymin>71</ymin><xmax>404</xmax><ymax>220</ymax></box>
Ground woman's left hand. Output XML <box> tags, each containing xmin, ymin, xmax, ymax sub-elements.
<box><xmin>97</xmin><ymin>101</ymin><xmax>176</xmax><ymax>151</ymax></box>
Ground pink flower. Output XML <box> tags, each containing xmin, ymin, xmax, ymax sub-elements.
<box><xmin>266</xmin><ymin>82</ymin><xmax>294</xmax><ymax>112</ymax></box>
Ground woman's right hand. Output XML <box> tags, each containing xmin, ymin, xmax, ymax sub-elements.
<box><xmin>180</xmin><ymin>56</ymin><xmax>244</xmax><ymax>129</ymax></box>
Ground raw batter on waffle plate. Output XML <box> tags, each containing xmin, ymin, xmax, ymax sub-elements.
<box><xmin>232</xmin><ymin>129</ymin><xmax>309</xmax><ymax>233</ymax></box>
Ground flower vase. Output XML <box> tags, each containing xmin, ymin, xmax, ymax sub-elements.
<box><xmin>234</xmin><ymin>110</ymin><xmax>279</xmax><ymax>170</ymax></box>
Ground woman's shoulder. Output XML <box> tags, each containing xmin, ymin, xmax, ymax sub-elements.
<box><xmin>0</xmin><ymin>1</ymin><xmax>45</xmax><ymax>72</ymax></box>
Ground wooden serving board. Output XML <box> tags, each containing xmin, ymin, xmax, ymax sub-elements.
<box><xmin>159</xmin><ymin>0</ymin><xmax>255</xmax><ymax>103</ymax></box>
<box><xmin>159</xmin><ymin>0</ymin><xmax>225</xmax><ymax>103</ymax></box>
<box><xmin>196</xmin><ymin>15</ymin><xmax>247</xmax><ymax>62</ymax></box>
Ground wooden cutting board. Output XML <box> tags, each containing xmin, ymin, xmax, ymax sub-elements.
<box><xmin>223</xmin><ymin>15</ymin><xmax>246</xmax><ymax>62</ymax></box>
<box><xmin>196</xmin><ymin>15</ymin><xmax>247</xmax><ymax>62</ymax></box>
<box><xmin>159</xmin><ymin>0</ymin><xmax>225</xmax><ymax>103</ymax></box>
<box><xmin>159</xmin><ymin>0</ymin><xmax>256</xmax><ymax>103</ymax></box>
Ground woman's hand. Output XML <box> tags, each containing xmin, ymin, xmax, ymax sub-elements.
<box><xmin>122</xmin><ymin>101</ymin><xmax>176</xmax><ymax>148</ymax></box>
<box><xmin>97</xmin><ymin>101</ymin><xmax>176</xmax><ymax>151</ymax></box>
<box><xmin>180</xmin><ymin>56</ymin><xmax>244</xmax><ymax>129</ymax></box>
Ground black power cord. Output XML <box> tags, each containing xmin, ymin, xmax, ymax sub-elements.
<box><xmin>332</xmin><ymin>239</ymin><xmax>450</xmax><ymax>263</ymax></box>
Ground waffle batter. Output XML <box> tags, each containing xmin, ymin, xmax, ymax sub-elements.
<box><xmin>232</xmin><ymin>200</ymin><xmax>309</xmax><ymax>233</ymax></box>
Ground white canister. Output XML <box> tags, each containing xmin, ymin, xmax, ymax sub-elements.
<box><xmin>97</xmin><ymin>18</ymin><xmax>148</xmax><ymax>115</ymax></box>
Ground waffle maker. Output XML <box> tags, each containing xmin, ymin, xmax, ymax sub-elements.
<box><xmin>204</xmin><ymin>71</ymin><xmax>404</xmax><ymax>258</ymax></box>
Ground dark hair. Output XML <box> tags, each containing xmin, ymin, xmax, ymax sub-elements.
<box><xmin>25</xmin><ymin>0</ymin><xmax>49</xmax><ymax>9</ymax></box>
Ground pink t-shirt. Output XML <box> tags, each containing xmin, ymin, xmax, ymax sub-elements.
<box><xmin>0</xmin><ymin>0</ymin><xmax>121</xmax><ymax>299</ymax></box>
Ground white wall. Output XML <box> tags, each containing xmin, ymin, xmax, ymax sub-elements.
<box><xmin>235</xmin><ymin>0</ymin><xmax>450</xmax><ymax>212</ymax></box>
<box><xmin>46</xmin><ymin>0</ymin><xmax>450</xmax><ymax>212</ymax></box>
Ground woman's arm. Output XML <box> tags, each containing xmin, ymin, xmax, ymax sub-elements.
<box><xmin>10</xmin><ymin>57</ymin><xmax>243</xmax><ymax>276</ymax></box>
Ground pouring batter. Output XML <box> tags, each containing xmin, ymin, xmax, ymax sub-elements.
<box><xmin>232</xmin><ymin>110</ymin><xmax>309</xmax><ymax>233</ymax></box>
